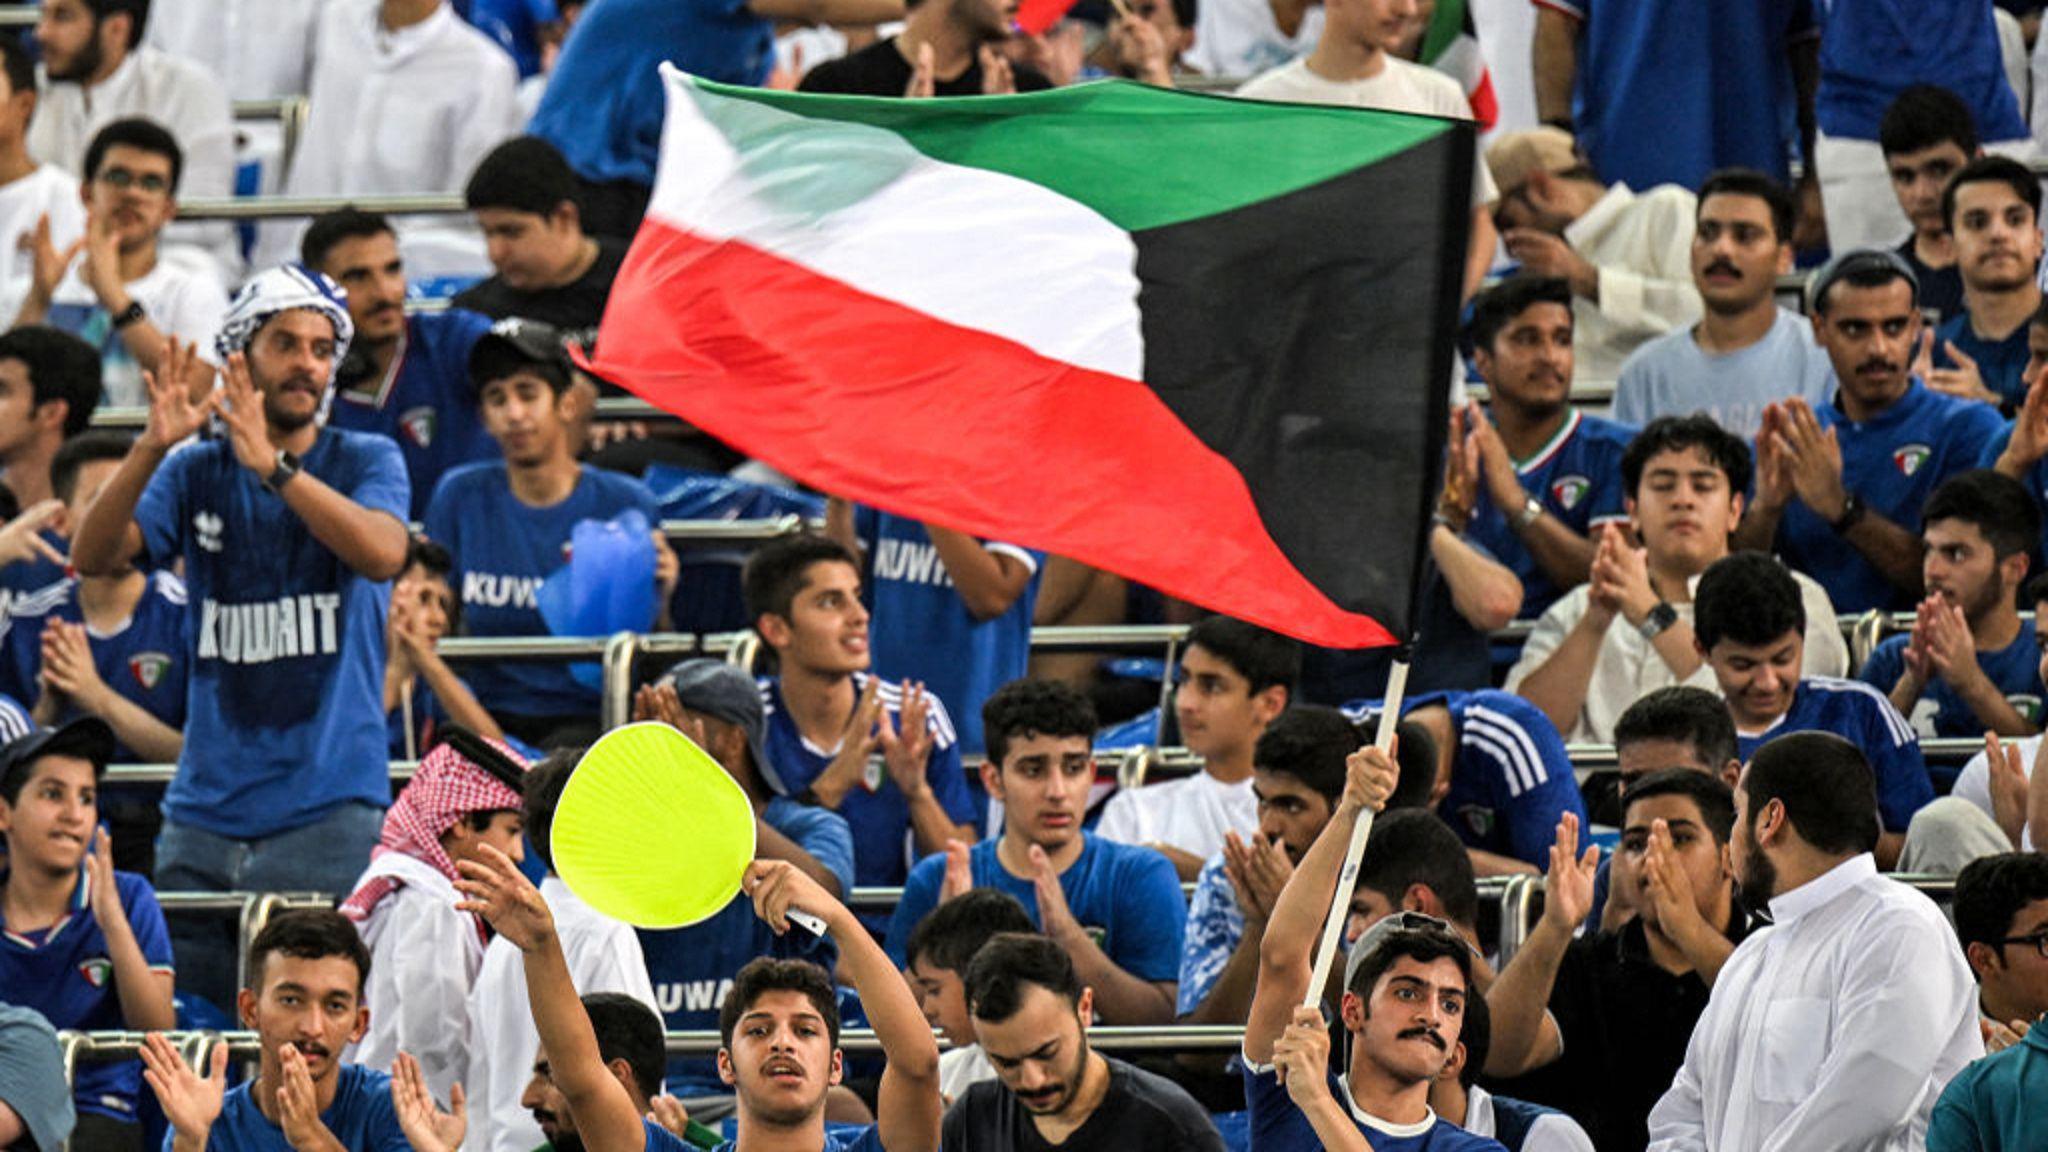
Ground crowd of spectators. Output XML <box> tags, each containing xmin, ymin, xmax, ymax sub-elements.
<box><xmin>0</xmin><ymin>2</ymin><xmax>2047</xmax><ymax>1152</ymax></box>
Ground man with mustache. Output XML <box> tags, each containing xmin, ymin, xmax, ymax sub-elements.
<box><xmin>1734</xmin><ymin>248</ymin><xmax>2008</xmax><ymax>614</ymax></box>
<box><xmin>946</xmin><ymin>933</ymin><xmax>1226</xmax><ymax>1151</ymax></box>
<box><xmin>72</xmin><ymin>265</ymin><xmax>411</xmax><ymax>1009</ymax></box>
<box><xmin>1613</xmin><ymin>170</ymin><xmax>1836</xmax><ymax>441</ymax></box>
<box><xmin>1508</xmin><ymin>415</ymin><xmax>1847</xmax><ymax>744</ymax></box>
<box><xmin>1646</xmin><ymin>731</ymin><xmax>1981</xmax><ymax>1152</ymax></box>
<box><xmin>303</xmin><ymin>207</ymin><xmax>496</xmax><ymax>521</ymax></box>
<box><xmin>1928</xmin><ymin>157</ymin><xmax>2045</xmax><ymax>409</ymax></box>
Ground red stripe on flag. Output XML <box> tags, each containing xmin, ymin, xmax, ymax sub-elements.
<box><xmin>585</xmin><ymin>218</ymin><xmax>1395</xmax><ymax>650</ymax></box>
<box><xmin>1013</xmin><ymin>0</ymin><xmax>1081</xmax><ymax>35</ymax></box>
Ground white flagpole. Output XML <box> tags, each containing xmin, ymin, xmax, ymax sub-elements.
<box><xmin>1302</xmin><ymin>656</ymin><xmax>1408</xmax><ymax>1007</ymax></box>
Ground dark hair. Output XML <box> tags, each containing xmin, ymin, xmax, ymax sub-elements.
<box><xmin>1697</xmin><ymin>168</ymin><xmax>1796</xmax><ymax>244</ymax></box>
<box><xmin>1921</xmin><ymin>469</ymin><xmax>2041</xmax><ymax>560</ymax></box>
<box><xmin>246</xmin><ymin>909</ymin><xmax>371</xmax><ymax>994</ymax></box>
<box><xmin>0</xmin><ymin>326</ymin><xmax>102</xmax><ymax>437</ymax></box>
<box><xmin>465</xmin><ymin>136</ymin><xmax>581</xmax><ymax>219</ymax></box>
<box><xmin>1186</xmin><ymin>615</ymin><xmax>1302</xmax><ymax>697</ymax></box>
<box><xmin>981</xmin><ymin>678</ymin><xmax>1097</xmax><ymax>766</ymax></box>
<box><xmin>1623</xmin><ymin>768</ymin><xmax>1737</xmax><ymax>844</ymax></box>
<box><xmin>1811</xmin><ymin>249</ymin><xmax>1921</xmax><ymax>316</ymax></box>
<box><xmin>0</xmin><ymin>31</ymin><xmax>34</xmax><ymax>97</ymax></box>
<box><xmin>1455</xmin><ymin>989</ymin><xmax>1490</xmax><ymax>1089</ymax></box>
<box><xmin>520</xmin><ymin>748</ymin><xmax>582</xmax><ymax>874</ymax></box>
<box><xmin>1620</xmin><ymin>415</ymin><xmax>1753</xmax><ymax>500</ymax></box>
<box><xmin>1742</xmin><ymin>732</ymin><xmax>1880</xmax><ymax>855</ymax></box>
<box><xmin>301</xmin><ymin>207</ymin><xmax>396</xmax><ymax>271</ymax></box>
<box><xmin>2023</xmin><ymin>569</ymin><xmax>2048</xmax><ymax>611</ymax></box>
<box><xmin>1465</xmin><ymin>277</ymin><xmax>1572</xmax><ymax>355</ymax></box>
<box><xmin>741</xmin><ymin>535</ymin><xmax>860</xmax><ymax>626</ymax></box>
<box><xmin>471</xmin><ymin>338</ymin><xmax>572</xmax><ymax>397</ymax></box>
<box><xmin>83</xmin><ymin>0</ymin><xmax>149</xmax><ymax>49</ymax></box>
<box><xmin>1253</xmin><ymin>706</ymin><xmax>1362</xmax><ymax>802</ymax></box>
<box><xmin>405</xmin><ymin>536</ymin><xmax>459</xmax><ymax>629</ymax></box>
<box><xmin>1168</xmin><ymin>0</ymin><xmax>1196</xmax><ymax>32</ymax></box>
<box><xmin>1612</xmin><ymin>686</ymin><xmax>1738</xmax><ymax>776</ymax></box>
<box><xmin>718</xmin><ymin>957</ymin><xmax>841</xmax><ymax>1049</ymax></box>
<box><xmin>1953</xmin><ymin>852</ymin><xmax>2048</xmax><ymax>953</ymax></box>
<box><xmin>583</xmin><ymin>992</ymin><xmax>666</xmax><ymax>1099</ymax></box>
<box><xmin>1355</xmin><ymin>809</ymin><xmax>1478</xmax><ymax>928</ymax></box>
<box><xmin>83</xmin><ymin>117</ymin><xmax>182</xmax><ymax>193</ymax></box>
<box><xmin>1879</xmin><ymin>84</ymin><xmax>1980</xmax><ymax>159</ymax></box>
<box><xmin>1693</xmin><ymin>552</ymin><xmax>1804</xmax><ymax>651</ymax></box>
<box><xmin>50</xmin><ymin>430</ymin><xmax>131</xmax><ymax>504</ymax></box>
<box><xmin>904</xmin><ymin>889</ymin><xmax>1036</xmax><ymax>974</ymax></box>
<box><xmin>1346</xmin><ymin>923</ymin><xmax>1472</xmax><ymax>999</ymax></box>
<box><xmin>1943</xmin><ymin>154</ymin><xmax>2041</xmax><ymax>233</ymax></box>
<box><xmin>964</xmin><ymin>933</ymin><xmax>1083</xmax><ymax>1022</ymax></box>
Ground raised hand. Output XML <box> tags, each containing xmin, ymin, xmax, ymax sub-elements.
<box><xmin>1224</xmin><ymin>830</ymin><xmax>1294</xmax><ymax>925</ymax></box>
<box><xmin>1025</xmin><ymin>842</ymin><xmax>1080</xmax><ymax>939</ymax></box>
<box><xmin>85</xmin><ymin>827</ymin><xmax>125</xmax><ymax>927</ymax></box>
<box><xmin>646</xmin><ymin>1094</ymin><xmax>692</xmax><ymax>1137</ymax></box>
<box><xmin>1111</xmin><ymin>13</ymin><xmax>1172</xmax><ymax>84</ymax></box>
<box><xmin>454</xmin><ymin>843</ymin><xmax>556</xmax><ymax>952</ymax></box>
<box><xmin>1340</xmin><ymin>742</ymin><xmax>1400</xmax><ymax>815</ymax></box>
<box><xmin>78</xmin><ymin>208</ymin><xmax>125</xmax><ymax>307</ymax></box>
<box><xmin>1910</xmin><ymin>328</ymin><xmax>1935</xmax><ymax>387</ymax></box>
<box><xmin>978</xmin><ymin>45</ymin><xmax>1015</xmax><ymax>94</ymax></box>
<box><xmin>141</xmin><ymin>339</ymin><xmax>208</xmax><ymax>451</ymax></box>
<box><xmin>819</xmin><ymin>678</ymin><xmax>884</xmax><ymax>798</ymax></box>
<box><xmin>391</xmin><ymin>1052</ymin><xmax>466</xmax><ymax>1152</ymax></box>
<box><xmin>20</xmin><ymin>212</ymin><xmax>83</xmax><ymax>310</ymax></box>
<box><xmin>1269</xmin><ymin>1005</ymin><xmax>1334</xmax><ymax>1104</ymax></box>
<box><xmin>1772</xmin><ymin>399</ymin><xmax>1850</xmax><ymax>522</ymax></box>
<box><xmin>41</xmin><ymin>620</ymin><xmax>111</xmax><ymax>713</ymax></box>
<box><xmin>1999</xmin><ymin>363</ymin><xmax>2048</xmax><ymax>474</ymax></box>
<box><xmin>1542</xmin><ymin>812</ymin><xmax>1599</xmax><ymax>931</ymax></box>
<box><xmin>0</xmin><ymin>498</ymin><xmax>65</xmax><ymax>569</ymax></box>
<box><xmin>140</xmin><ymin>1033</ymin><xmax>226</xmax><ymax>1144</ymax></box>
<box><xmin>744</xmin><ymin>858</ymin><xmax>840</xmax><ymax>936</ymax></box>
<box><xmin>1640</xmin><ymin>818</ymin><xmax>1709</xmax><ymax>944</ymax></box>
<box><xmin>878</xmin><ymin>681</ymin><xmax>935</xmax><ymax>799</ymax></box>
<box><xmin>1751</xmin><ymin>404</ymin><xmax>1796</xmax><ymax>513</ymax></box>
<box><xmin>1464</xmin><ymin>403</ymin><xmax>1525</xmax><ymax>512</ymax></box>
<box><xmin>1985</xmin><ymin>731</ymin><xmax>2030</xmax><ymax>849</ymax></box>
<box><xmin>276</xmin><ymin>1045</ymin><xmax>336</xmax><ymax>1151</ymax></box>
<box><xmin>905</xmin><ymin>42</ymin><xmax>936</xmax><ymax>98</ymax></box>
<box><xmin>209</xmin><ymin>351</ymin><xmax>277</xmax><ymax>475</ymax></box>
<box><xmin>938</xmin><ymin>837</ymin><xmax>973</xmax><ymax>904</ymax></box>
<box><xmin>1927</xmin><ymin>340</ymin><xmax>1998</xmax><ymax>405</ymax></box>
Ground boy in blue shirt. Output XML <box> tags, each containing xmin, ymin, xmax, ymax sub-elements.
<box><xmin>303</xmin><ymin>208</ymin><xmax>497</xmax><ymax>520</ymax></box>
<box><xmin>0</xmin><ymin>718</ymin><xmax>175</xmax><ymax>1150</ymax></box>
<box><xmin>828</xmin><ymin>499</ymin><xmax>1040</xmax><ymax>757</ymax></box>
<box><xmin>423</xmin><ymin>317</ymin><xmax>673</xmax><ymax>748</ymax></box>
<box><xmin>1241</xmin><ymin>739</ymin><xmax>1502</xmax><ymax>1151</ymax></box>
<box><xmin>71</xmin><ymin>266</ymin><xmax>414</xmax><ymax>1011</ymax></box>
<box><xmin>0</xmin><ymin>325</ymin><xmax>101</xmax><ymax>617</ymax></box>
<box><xmin>886</xmin><ymin>678</ymin><xmax>1186</xmax><ymax>1025</ymax></box>
<box><xmin>1861</xmin><ymin>470</ymin><xmax>2045</xmax><ymax>738</ymax></box>
<box><xmin>1737</xmin><ymin>248</ymin><xmax>2009</xmax><ymax>613</ymax></box>
<box><xmin>747</xmin><ymin>535</ymin><xmax>976</xmax><ymax>891</ymax></box>
<box><xmin>1695</xmin><ymin>551</ymin><xmax>1934</xmax><ymax>868</ymax></box>
<box><xmin>1459</xmin><ymin>277</ymin><xmax>1632</xmax><ymax>620</ymax></box>
<box><xmin>1931</xmin><ymin>157</ymin><xmax>2043</xmax><ymax>409</ymax></box>
<box><xmin>629</xmin><ymin>659</ymin><xmax>855</xmax><ymax>1104</ymax></box>
<box><xmin>137</xmin><ymin>909</ymin><xmax>466</xmax><ymax>1152</ymax></box>
<box><xmin>456</xmin><ymin>844</ymin><xmax>944</xmax><ymax>1152</ymax></box>
<box><xmin>383</xmin><ymin>537</ymin><xmax>505</xmax><ymax>761</ymax></box>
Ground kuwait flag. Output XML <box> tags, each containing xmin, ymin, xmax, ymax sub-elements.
<box><xmin>588</xmin><ymin>68</ymin><xmax>1473</xmax><ymax>649</ymax></box>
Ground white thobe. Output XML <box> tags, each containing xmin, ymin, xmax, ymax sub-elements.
<box><xmin>343</xmin><ymin>853</ymin><xmax>483</xmax><ymax>1105</ymax></box>
<box><xmin>464</xmin><ymin>875</ymin><xmax>657</xmax><ymax>1152</ymax></box>
<box><xmin>1646</xmin><ymin>854</ymin><xmax>1982</xmax><ymax>1152</ymax></box>
<box><xmin>146</xmin><ymin>0</ymin><xmax>327</xmax><ymax>100</ymax></box>
<box><xmin>1559</xmin><ymin>184</ymin><xmax>1703</xmax><ymax>386</ymax></box>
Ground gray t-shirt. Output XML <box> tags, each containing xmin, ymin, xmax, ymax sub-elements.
<box><xmin>1611</xmin><ymin>308</ymin><xmax>1835</xmax><ymax>439</ymax></box>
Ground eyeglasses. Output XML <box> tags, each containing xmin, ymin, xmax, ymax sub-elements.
<box><xmin>1996</xmin><ymin>930</ymin><xmax>2048</xmax><ymax>960</ymax></box>
<box><xmin>97</xmin><ymin>167</ymin><xmax>170</xmax><ymax>194</ymax></box>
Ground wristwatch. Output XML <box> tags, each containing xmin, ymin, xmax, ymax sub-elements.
<box><xmin>110</xmin><ymin>299</ymin><xmax>147</xmax><ymax>330</ymax></box>
<box><xmin>263</xmin><ymin>449</ymin><xmax>301</xmax><ymax>493</ymax></box>
<box><xmin>1829</xmin><ymin>492</ymin><xmax>1866</xmax><ymax>534</ymax></box>
<box><xmin>1512</xmin><ymin>493</ymin><xmax>1544</xmax><ymax>531</ymax></box>
<box><xmin>1637</xmin><ymin>601</ymin><xmax>1680</xmax><ymax>641</ymax></box>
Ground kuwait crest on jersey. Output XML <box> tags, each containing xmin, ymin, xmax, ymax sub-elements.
<box><xmin>77</xmin><ymin>958</ymin><xmax>112</xmax><ymax>988</ymax></box>
<box><xmin>1893</xmin><ymin>444</ymin><xmax>1932</xmax><ymax>476</ymax></box>
<box><xmin>1550</xmin><ymin>475</ymin><xmax>1591</xmax><ymax>511</ymax></box>
<box><xmin>129</xmin><ymin>652</ymin><xmax>171</xmax><ymax>690</ymax></box>
<box><xmin>400</xmin><ymin>406</ymin><xmax>436</xmax><ymax>448</ymax></box>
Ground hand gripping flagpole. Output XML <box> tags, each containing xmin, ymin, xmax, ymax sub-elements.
<box><xmin>1302</xmin><ymin>651</ymin><xmax>1409</xmax><ymax>1008</ymax></box>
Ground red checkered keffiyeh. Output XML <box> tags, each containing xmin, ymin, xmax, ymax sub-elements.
<box><xmin>340</xmin><ymin>736</ymin><xmax>526</xmax><ymax>934</ymax></box>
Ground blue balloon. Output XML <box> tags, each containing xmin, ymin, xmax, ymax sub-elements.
<box><xmin>539</xmin><ymin>509</ymin><xmax>659</xmax><ymax>690</ymax></box>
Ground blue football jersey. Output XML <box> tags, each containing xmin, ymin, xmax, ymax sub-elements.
<box><xmin>0</xmin><ymin>573</ymin><xmax>189</xmax><ymax>760</ymax></box>
<box><xmin>1466</xmin><ymin>410</ymin><xmax>1633</xmax><ymax>618</ymax></box>
<box><xmin>1734</xmin><ymin>677</ymin><xmax>1935</xmax><ymax>832</ymax></box>
<box><xmin>1860</xmin><ymin>624</ymin><xmax>2045</xmax><ymax>738</ymax></box>
<box><xmin>327</xmin><ymin>310</ymin><xmax>495</xmax><ymax>519</ymax></box>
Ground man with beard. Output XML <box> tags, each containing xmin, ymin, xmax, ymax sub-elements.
<box><xmin>1862</xmin><ymin>470</ymin><xmax>2044</xmax><ymax>738</ymax></box>
<box><xmin>1734</xmin><ymin>248</ymin><xmax>2008</xmax><ymax>614</ymax></box>
<box><xmin>1456</xmin><ymin>277</ymin><xmax>1632</xmax><ymax>621</ymax></box>
<box><xmin>71</xmin><ymin>266</ymin><xmax>411</xmax><ymax>1010</ymax></box>
<box><xmin>1482</xmin><ymin>127</ymin><xmax>1699</xmax><ymax>387</ymax></box>
<box><xmin>1929</xmin><ymin>157</ymin><xmax>2045</xmax><ymax>409</ymax></box>
<box><xmin>27</xmin><ymin>0</ymin><xmax>235</xmax><ymax>281</ymax></box>
<box><xmin>1612</xmin><ymin>170</ymin><xmax>1836</xmax><ymax>441</ymax></box>
<box><xmin>798</xmin><ymin>0</ymin><xmax>1051</xmax><ymax>97</ymax></box>
<box><xmin>516</xmin><ymin>993</ymin><xmax>676</xmax><ymax>1152</ymax></box>
<box><xmin>946</xmin><ymin>933</ymin><xmax>1225</xmax><ymax>1151</ymax></box>
<box><xmin>1646</xmin><ymin>732</ymin><xmax>1981</xmax><ymax>1152</ymax></box>
<box><xmin>304</xmin><ymin>208</ymin><xmax>496</xmax><ymax>520</ymax></box>
<box><xmin>457</xmin><ymin>848</ymin><xmax>942</xmax><ymax>1152</ymax></box>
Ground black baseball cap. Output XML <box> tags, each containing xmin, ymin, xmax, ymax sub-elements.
<box><xmin>0</xmin><ymin>718</ymin><xmax>118</xmax><ymax>797</ymax></box>
<box><xmin>469</xmin><ymin>317</ymin><xmax>573</xmax><ymax>393</ymax></box>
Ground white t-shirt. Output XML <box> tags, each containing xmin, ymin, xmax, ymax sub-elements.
<box><xmin>1187</xmin><ymin>0</ymin><xmax>1321</xmax><ymax>78</ymax></box>
<box><xmin>1094</xmin><ymin>769</ymin><xmax>1256</xmax><ymax>863</ymax></box>
<box><xmin>1952</xmin><ymin>735</ymin><xmax>2039</xmax><ymax>851</ymax></box>
<box><xmin>45</xmin><ymin>257</ymin><xmax>228</xmax><ymax>407</ymax></box>
<box><xmin>939</xmin><ymin>1043</ymin><xmax>996</xmax><ymax>1104</ymax></box>
<box><xmin>1235</xmin><ymin>55</ymin><xmax>1498</xmax><ymax>208</ymax></box>
<box><xmin>0</xmin><ymin>164</ymin><xmax>83</xmax><ymax>329</ymax></box>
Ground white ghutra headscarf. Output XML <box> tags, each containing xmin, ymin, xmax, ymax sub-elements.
<box><xmin>214</xmin><ymin>263</ymin><xmax>357</xmax><ymax>423</ymax></box>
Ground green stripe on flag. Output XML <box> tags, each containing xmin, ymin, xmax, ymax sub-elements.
<box><xmin>685</xmin><ymin>76</ymin><xmax>1459</xmax><ymax>234</ymax></box>
<box><xmin>1420</xmin><ymin>0</ymin><xmax>1467</xmax><ymax>65</ymax></box>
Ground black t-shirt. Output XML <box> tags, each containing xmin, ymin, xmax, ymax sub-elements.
<box><xmin>1895</xmin><ymin>236</ymin><xmax>1966</xmax><ymax>326</ymax></box>
<box><xmin>1497</xmin><ymin>911</ymin><xmax>1752</xmax><ymax>1152</ymax></box>
<box><xmin>941</xmin><ymin>1056</ymin><xmax>1226</xmax><ymax>1152</ymax></box>
<box><xmin>451</xmin><ymin>237</ymin><xmax>628</xmax><ymax>342</ymax></box>
<box><xmin>799</xmin><ymin>37</ymin><xmax>1052</xmax><ymax>97</ymax></box>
